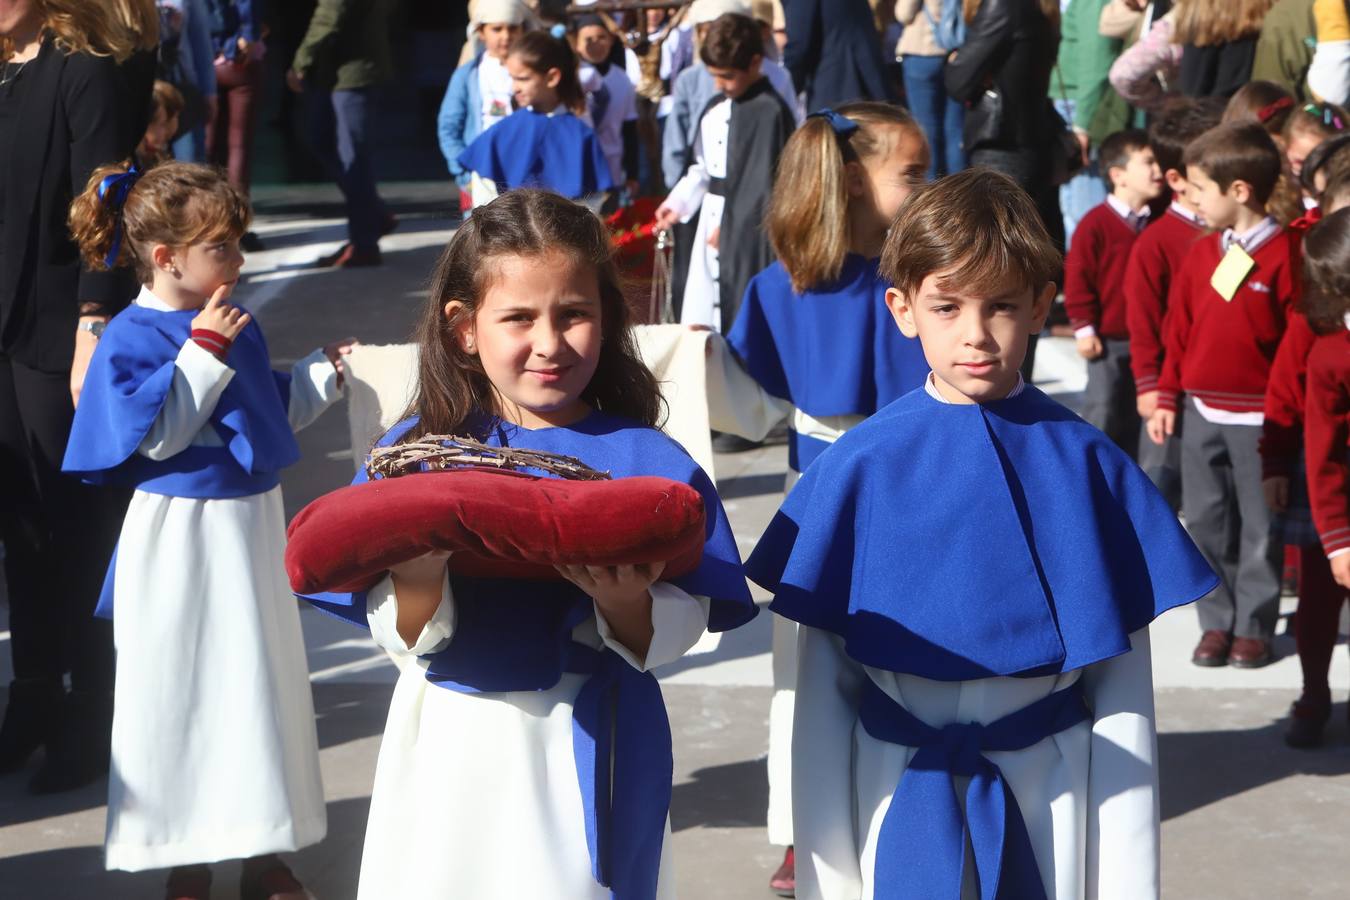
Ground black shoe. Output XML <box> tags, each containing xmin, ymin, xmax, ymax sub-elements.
<box><xmin>28</xmin><ymin>689</ymin><xmax>112</xmax><ymax>794</ymax></box>
<box><xmin>0</xmin><ymin>678</ymin><xmax>63</xmax><ymax>775</ymax></box>
<box><xmin>240</xmin><ymin>231</ymin><xmax>265</xmax><ymax>253</ymax></box>
<box><xmin>711</xmin><ymin>431</ymin><xmax>762</xmax><ymax>453</ymax></box>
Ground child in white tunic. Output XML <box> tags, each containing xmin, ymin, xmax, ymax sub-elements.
<box><xmin>62</xmin><ymin>161</ymin><xmax>355</xmax><ymax>899</ymax></box>
<box><xmin>301</xmin><ymin>189</ymin><xmax>757</xmax><ymax>900</ymax></box>
<box><xmin>745</xmin><ymin>170</ymin><xmax>1221</xmax><ymax>900</ymax></box>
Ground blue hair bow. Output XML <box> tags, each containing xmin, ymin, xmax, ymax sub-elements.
<box><xmin>95</xmin><ymin>163</ymin><xmax>142</xmax><ymax>269</ymax></box>
<box><xmin>808</xmin><ymin>108</ymin><xmax>859</xmax><ymax>138</ymax></box>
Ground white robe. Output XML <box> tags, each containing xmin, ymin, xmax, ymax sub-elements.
<box><xmin>791</xmin><ymin>626</ymin><xmax>1160</xmax><ymax>900</ymax></box>
<box><xmin>664</xmin><ymin>95</ymin><xmax>731</xmax><ymax>331</ymax></box>
<box><xmin>356</xmin><ymin>575</ymin><xmax>711</xmax><ymax>899</ymax></box>
<box><xmin>105</xmin><ymin>289</ymin><xmax>340</xmax><ymax>871</ymax></box>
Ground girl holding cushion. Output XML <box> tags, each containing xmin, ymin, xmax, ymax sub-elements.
<box><xmin>302</xmin><ymin>189</ymin><xmax>756</xmax><ymax>899</ymax></box>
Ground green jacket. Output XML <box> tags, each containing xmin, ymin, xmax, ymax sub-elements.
<box><xmin>1053</xmin><ymin>0</ymin><xmax>1129</xmax><ymax>146</ymax></box>
<box><xmin>1253</xmin><ymin>0</ymin><xmax>1317</xmax><ymax>101</ymax></box>
<box><xmin>292</xmin><ymin>0</ymin><xmax>394</xmax><ymax>91</ymax></box>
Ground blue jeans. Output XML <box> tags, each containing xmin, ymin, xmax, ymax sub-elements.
<box><xmin>1053</xmin><ymin>98</ymin><xmax>1106</xmax><ymax>249</ymax></box>
<box><xmin>304</xmin><ymin>86</ymin><xmax>388</xmax><ymax>251</ymax></box>
<box><xmin>902</xmin><ymin>55</ymin><xmax>965</xmax><ymax>179</ymax></box>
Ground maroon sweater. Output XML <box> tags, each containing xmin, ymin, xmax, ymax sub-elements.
<box><xmin>1157</xmin><ymin>229</ymin><xmax>1299</xmax><ymax>414</ymax></box>
<box><xmin>1305</xmin><ymin>330</ymin><xmax>1350</xmax><ymax>555</ymax></box>
<box><xmin>1125</xmin><ymin>207</ymin><xmax>1205</xmax><ymax>394</ymax></box>
<box><xmin>1064</xmin><ymin>201</ymin><xmax>1141</xmax><ymax>340</ymax></box>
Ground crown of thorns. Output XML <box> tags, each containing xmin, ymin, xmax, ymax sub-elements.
<box><xmin>365</xmin><ymin>435</ymin><xmax>611</xmax><ymax>481</ymax></box>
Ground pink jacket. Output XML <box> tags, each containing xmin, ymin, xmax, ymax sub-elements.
<box><xmin>1109</xmin><ymin>14</ymin><xmax>1182</xmax><ymax>111</ymax></box>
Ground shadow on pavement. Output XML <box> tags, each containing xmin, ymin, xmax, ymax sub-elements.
<box><xmin>671</xmin><ymin>757</ymin><xmax>769</xmax><ymax>833</ymax></box>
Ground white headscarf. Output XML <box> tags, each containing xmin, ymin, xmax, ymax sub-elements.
<box><xmin>688</xmin><ymin>0</ymin><xmax>753</xmax><ymax>26</ymax></box>
<box><xmin>470</xmin><ymin>0</ymin><xmax>534</xmax><ymax>31</ymax></box>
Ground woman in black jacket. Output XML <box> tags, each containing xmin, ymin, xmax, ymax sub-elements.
<box><xmin>0</xmin><ymin>0</ymin><xmax>145</xmax><ymax>794</ymax></box>
<box><xmin>944</xmin><ymin>0</ymin><xmax>1064</xmax><ymax>377</ymax></box>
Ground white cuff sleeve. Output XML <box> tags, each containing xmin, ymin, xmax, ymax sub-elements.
<box><xmin>365</xmin><ymin>571</ymin><xmax>456</xmax><ymax>659</ymax></box>
<box><xmin>663</xmin><ymin>165</ymin><xmax>709</xmax><ymax>223</ymax></box>
<box><xmin>1075</xmin><ymin>325</ymin><xmax>1099</xmax><ymax>340</ymax></box>
<box><xmin>594</xmin><ymin>582</ymin><xmax>711</xmax><ymax>671</ymax></box>
<box><xmin>287</xmin><ymin>347</ymin><xmax>342</xmax><ymax>431</ymax></box>
<box><xmin>138</xmin><ymin>340</ymin><xmax>235</xmax><ymax>460</ymax></box>
<box><xmin>1326</xmin><ymin>547</ymin><xmax>1350</xmax><ymax>561</ymax></box>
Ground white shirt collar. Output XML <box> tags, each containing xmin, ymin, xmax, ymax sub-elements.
<box><xmin>1106</xmin><ymin>194</ymin><xmax>1149</xmax><ymax>232</ymax></box>
<box><xmin>924</xmin><ymin>372</ymin><xmax>1027</xmax><ymax>404</ymax></box>
<box><xmin>1168</xmin><ymin>201</ymin><xmax>1204</xmax><ymax>226</ymax></box>
<box><xmin>133</xmin><ymin>284</ymin><xmax>179</xmax><ymax>312</ymax></box>
<box><xmin>1221</xmin><ymin>216</ymin><xmax>1280</xmax><ymax>254</ymax></box>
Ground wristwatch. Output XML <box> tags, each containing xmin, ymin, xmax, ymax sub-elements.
<box><xmin>78</xmin><ymin>319</ymin><xmax>107</xmax><ymax>339</ymax></box>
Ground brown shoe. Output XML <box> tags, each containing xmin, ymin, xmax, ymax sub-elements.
<box><xmin>1229</xmin><ymin>637</ymin><xmax>1272</xmax><ymax>668</ymax></box>
<box><xmin>1192</xmin><ymin>630</ymin><xmax>1231</xmax><ymax>667</ymax></box>
<box><xmin>315</xmin><ymin>242</ymin><xmax>382</xmax><ymax>269</ymax></box>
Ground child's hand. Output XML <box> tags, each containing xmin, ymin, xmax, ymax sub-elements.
<box><xmin>1076</xmin><ymin>334</ymin><xmax>1104</xmax><ymax>360</ymax></box>
<box><xmin>654</xmin><ymin>204</ymin><xmax>680</xmax><ymax>229</ymax></box>
<box><xmin>1332</xmin><ymin>553</ymin><xmax>1350</xmax><ymax>590</ymax></box>
<box><xmin>191</xmin><ymin>283</ymin><xmax>251</xmax><ymax>341</ymax></box>
<box><xmin>1136</xmin><ymin>389</ymin><xmax>1159</xmax><ymax>418</ymax></box>
<box><xmin>708</xmin><ymin>226</ymin><xmax>720</xmax><ymax>250</ymax></box>
<box><xmin>323</xmin><ymin>337</ymin><xmax>360</xmax><ymax>387</ymax></box>
<box><xmin>1262</xmin><ymin>476</ymin><xmax>1290</xmax><ymax>514</ymax></box>
<box><xmin>556</xmin><ymin>562</ymin><xmax>666</xmax><ymax>607</ymax></box>
<box><xmin>1146</xmin><ymin>408</ymin><xmax>1175</xmax><ymax>445</ymax></box>
<box><xmin>557</xmin><ymin>562</ymin><xmax>664</xmax><ymax>660</ymax></box>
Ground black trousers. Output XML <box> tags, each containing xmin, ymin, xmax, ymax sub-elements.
<box><xmin>0</xmin><ymin>355</ymin><xmax>122</xmax><ymax>691</ymax></box>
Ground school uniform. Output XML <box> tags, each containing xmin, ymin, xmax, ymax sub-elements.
<box><xmin>1158</xmin><ymin>217</ymin><xmax>1299</xmax><ymax>641</ymax></box>
<box><xmin>746</xmin><ymin>375</ymin><xmax>1217</xmax><ymax>900</ymax></box>
<box><xmin>304</xmin><ymin>411</ymin><xmax>757</xmax><ymax>899</ymax></box>
<box><xmin>662</xmin><ymin>78</ymin><xmax>795</xmax><ymax>333</ymax></box>
<box><xmin>456</xmin><ymin>106</ymin><xmax>614</xmax><ymax>207</ymax></box>
<box><xmin>1065</xmin><ymin>195</ymin><xmax>1150</xmax><ymax>455</ymax></box>
<box><xmin>62</xmin><ymin>287</ymin><xmax>339</xmax><ymax>870</ymax></box>
<box><xmin>1125</xmin><ymin>201</ymin><xmax>1205</xmax><ymax>505</ymax></box>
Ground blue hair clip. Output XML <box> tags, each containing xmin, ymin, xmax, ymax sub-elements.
<box><xmin>95</xmin><ymin>163</ymin><xmax>142</xmax><ymax>269</ymax></box>
<box><xmin>807</xmin><ymin>108</ymin><xmax>859</xmax><ymax>138</ymax></box>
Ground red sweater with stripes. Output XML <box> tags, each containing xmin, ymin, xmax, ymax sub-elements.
<box><xmin>1305</xmin><ymin>329</ymin><xmax>1350</xmax><ymax>555</ymax></box>
<box><xmin>1064</xmin><ymin>203</ymin><xmax>1140</xmax><ymax>339</ymax></box>
<box><xmin>1156</xmin><ymin>229</ymin><xmax>1299</xmax><ymax>414</ymax></box>
<box><xmin>1125</xmin><ymin>208</ymin><xmax>1205</xmax><ymax>394</ymax></box>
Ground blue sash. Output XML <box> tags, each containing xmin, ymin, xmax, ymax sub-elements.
<box><xmin>858</xmin><ymin>679</ymin><xmax>1091</xmax><ymax>900</ymax></box>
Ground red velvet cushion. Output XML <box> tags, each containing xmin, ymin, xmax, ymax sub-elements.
<box><xmin>285</xmin><ymin>468</ymin><xmax>707</xmax><ymax>594</ymax></box>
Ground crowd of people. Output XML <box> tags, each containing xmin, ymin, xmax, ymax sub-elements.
<box><xmin>4</xmin><ymin>0</ymin><xmax>1350</xmax><ymax>898</ymax></box>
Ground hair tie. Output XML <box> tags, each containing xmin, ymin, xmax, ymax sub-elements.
<box><xmin>95</xmin><ymin>163</ymin><xmax>142</xmax><ymax>269</ymax></box>
<box><xmin>1256</xmin><ymin>96</ymin><xmax>1293</xmax><ymax>124</ymax></box>
<box><xmin>549</xmin><ymin>22</ymin><xmax>566</xmax><ymax>39</ymax></box>
<box><xmin>807</xmin><ymin>108</ymin><xmax>859</xmax><ymax>138</ymax></box>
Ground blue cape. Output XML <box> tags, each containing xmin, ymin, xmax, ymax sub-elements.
<box><xmin>726</xmin><ymin>256</ymin><xmax>928</xmax><ymax>470</ymax></box>
<box><xmin>456</xmin><ymin>107</ymin><xmax>615</xmax><ymax>198</ymax></box>
<box><xmin>746</xmin><ymin>385</ymin><xmax>1218</xmax><ymax>680</ymax></box>
<box><xmin>62</xmin><ymin>302</ymin><xmax>299</xmax><ymax>498</ymax></box>
<box><xmin>302</xmin><ymin>409</ymin><xmax>755</xmax><ymax>900</ymax></box>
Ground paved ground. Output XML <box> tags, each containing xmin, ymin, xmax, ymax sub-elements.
<box><xmin>1</xmin><ymin>183</ymin><xmax>1349</xmax><ymax>899</ymax></box>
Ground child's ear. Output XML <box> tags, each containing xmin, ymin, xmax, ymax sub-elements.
<box><xmin>844</xmin><ymin>160</ymin><xmax>867</xmax><ymax>198</ymax></box>
<box><xmin>1164</xmin><ymin>168</ymin><xmax>1186</xmax><ymax>191</ymax></box>
<box><xmin>1228</xmin><ymin>178</ymin><xmax>1254</xmax><ymax>206</ymax></box>
<box><xmin>884</xmin><ymin>287</ymin><xmax>919</xmax><ymax>338</ymax></box>
<box><xmin>150</xmin><ymin>243</ymin><xmax>178</xmax><ymax>275</ymax></box>
<box><xmin>545</xmin><ymin>66</ymin><xmax>562</xmax><ymax>89</ymax></box>
<box><xmin>1030</xmin><ymin>282</ymin><xmax>1056</xmax><ymax>331</ymax></box>
<box><xmin>444</xmin><ymin>300</ymin><xmax>477</xmax><ymax>354</ymax></box>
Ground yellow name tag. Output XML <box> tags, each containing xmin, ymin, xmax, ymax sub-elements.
<box><xmin>1210</xmin><ymin>244</ymin><xmax>1256</xmax><ymax>301</ymax></box>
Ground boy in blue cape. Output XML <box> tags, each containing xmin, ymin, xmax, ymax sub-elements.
<box><xmin>745</xmin><ymin>169</ymin><xmax>1219</xmax><ymax>900</ymax></box>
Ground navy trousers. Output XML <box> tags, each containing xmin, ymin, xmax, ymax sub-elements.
<box><xmin>305</xmin><ymin>86</ymin><xmax>388</xmax><ymax>252</ymax></box>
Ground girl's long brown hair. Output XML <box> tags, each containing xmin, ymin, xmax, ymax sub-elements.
<box><xmin>2</xmin><ymin>0</ymin><xmax>143</xmax><ymax>62</ymax></box>
<box><xmin>1300</xmin><ymin>207</ymin><xmax>1350</xmax><ymax>334</ymax></box>
<box><xmin>401</xmin><ymin>189</ymin><xmax>663</xmax><ymax>442</ymax></box>
<box><xmin>766</xmin><ymin>102</ymin><xmax>927</xmax><ymax>293</ymax></box>
<box><xmin>1173</xmin><ymin>0</ymin><xmax>1276</xmax><ymax>47</ymax></box>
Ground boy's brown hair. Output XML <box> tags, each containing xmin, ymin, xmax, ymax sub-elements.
<box><xmin>700</xmin><ymin>13</ymin><xmax>763</xmax><ymax>70</ymax></box>
<box><xmin>151</xmin><ymin>79</ymin><xmax>184</xmax><ymax>121</ymax></box>
<box><xmin>1098</xmin><ymin>128</ymin><xmax>1150</xmax><ymax>192</ymax></box>
<box><xmin>1321</xmin><ymin>169</ymin><xmax>1350</xmax><ymax>212</ymax></box>
<box><xmin>880</xmin><ymin>168</ymin><xmax>1061</xmax><ymax>300</ymax></box>
<box><xmin>1149</xmin><ymin>96</ymin><xmax>1225</xmax><ymax>176</ymax></box>
<box><xmin>1183</xmin><ymin>122</ymin><xmax>1283</xmax><ymax>204</ymax></box>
